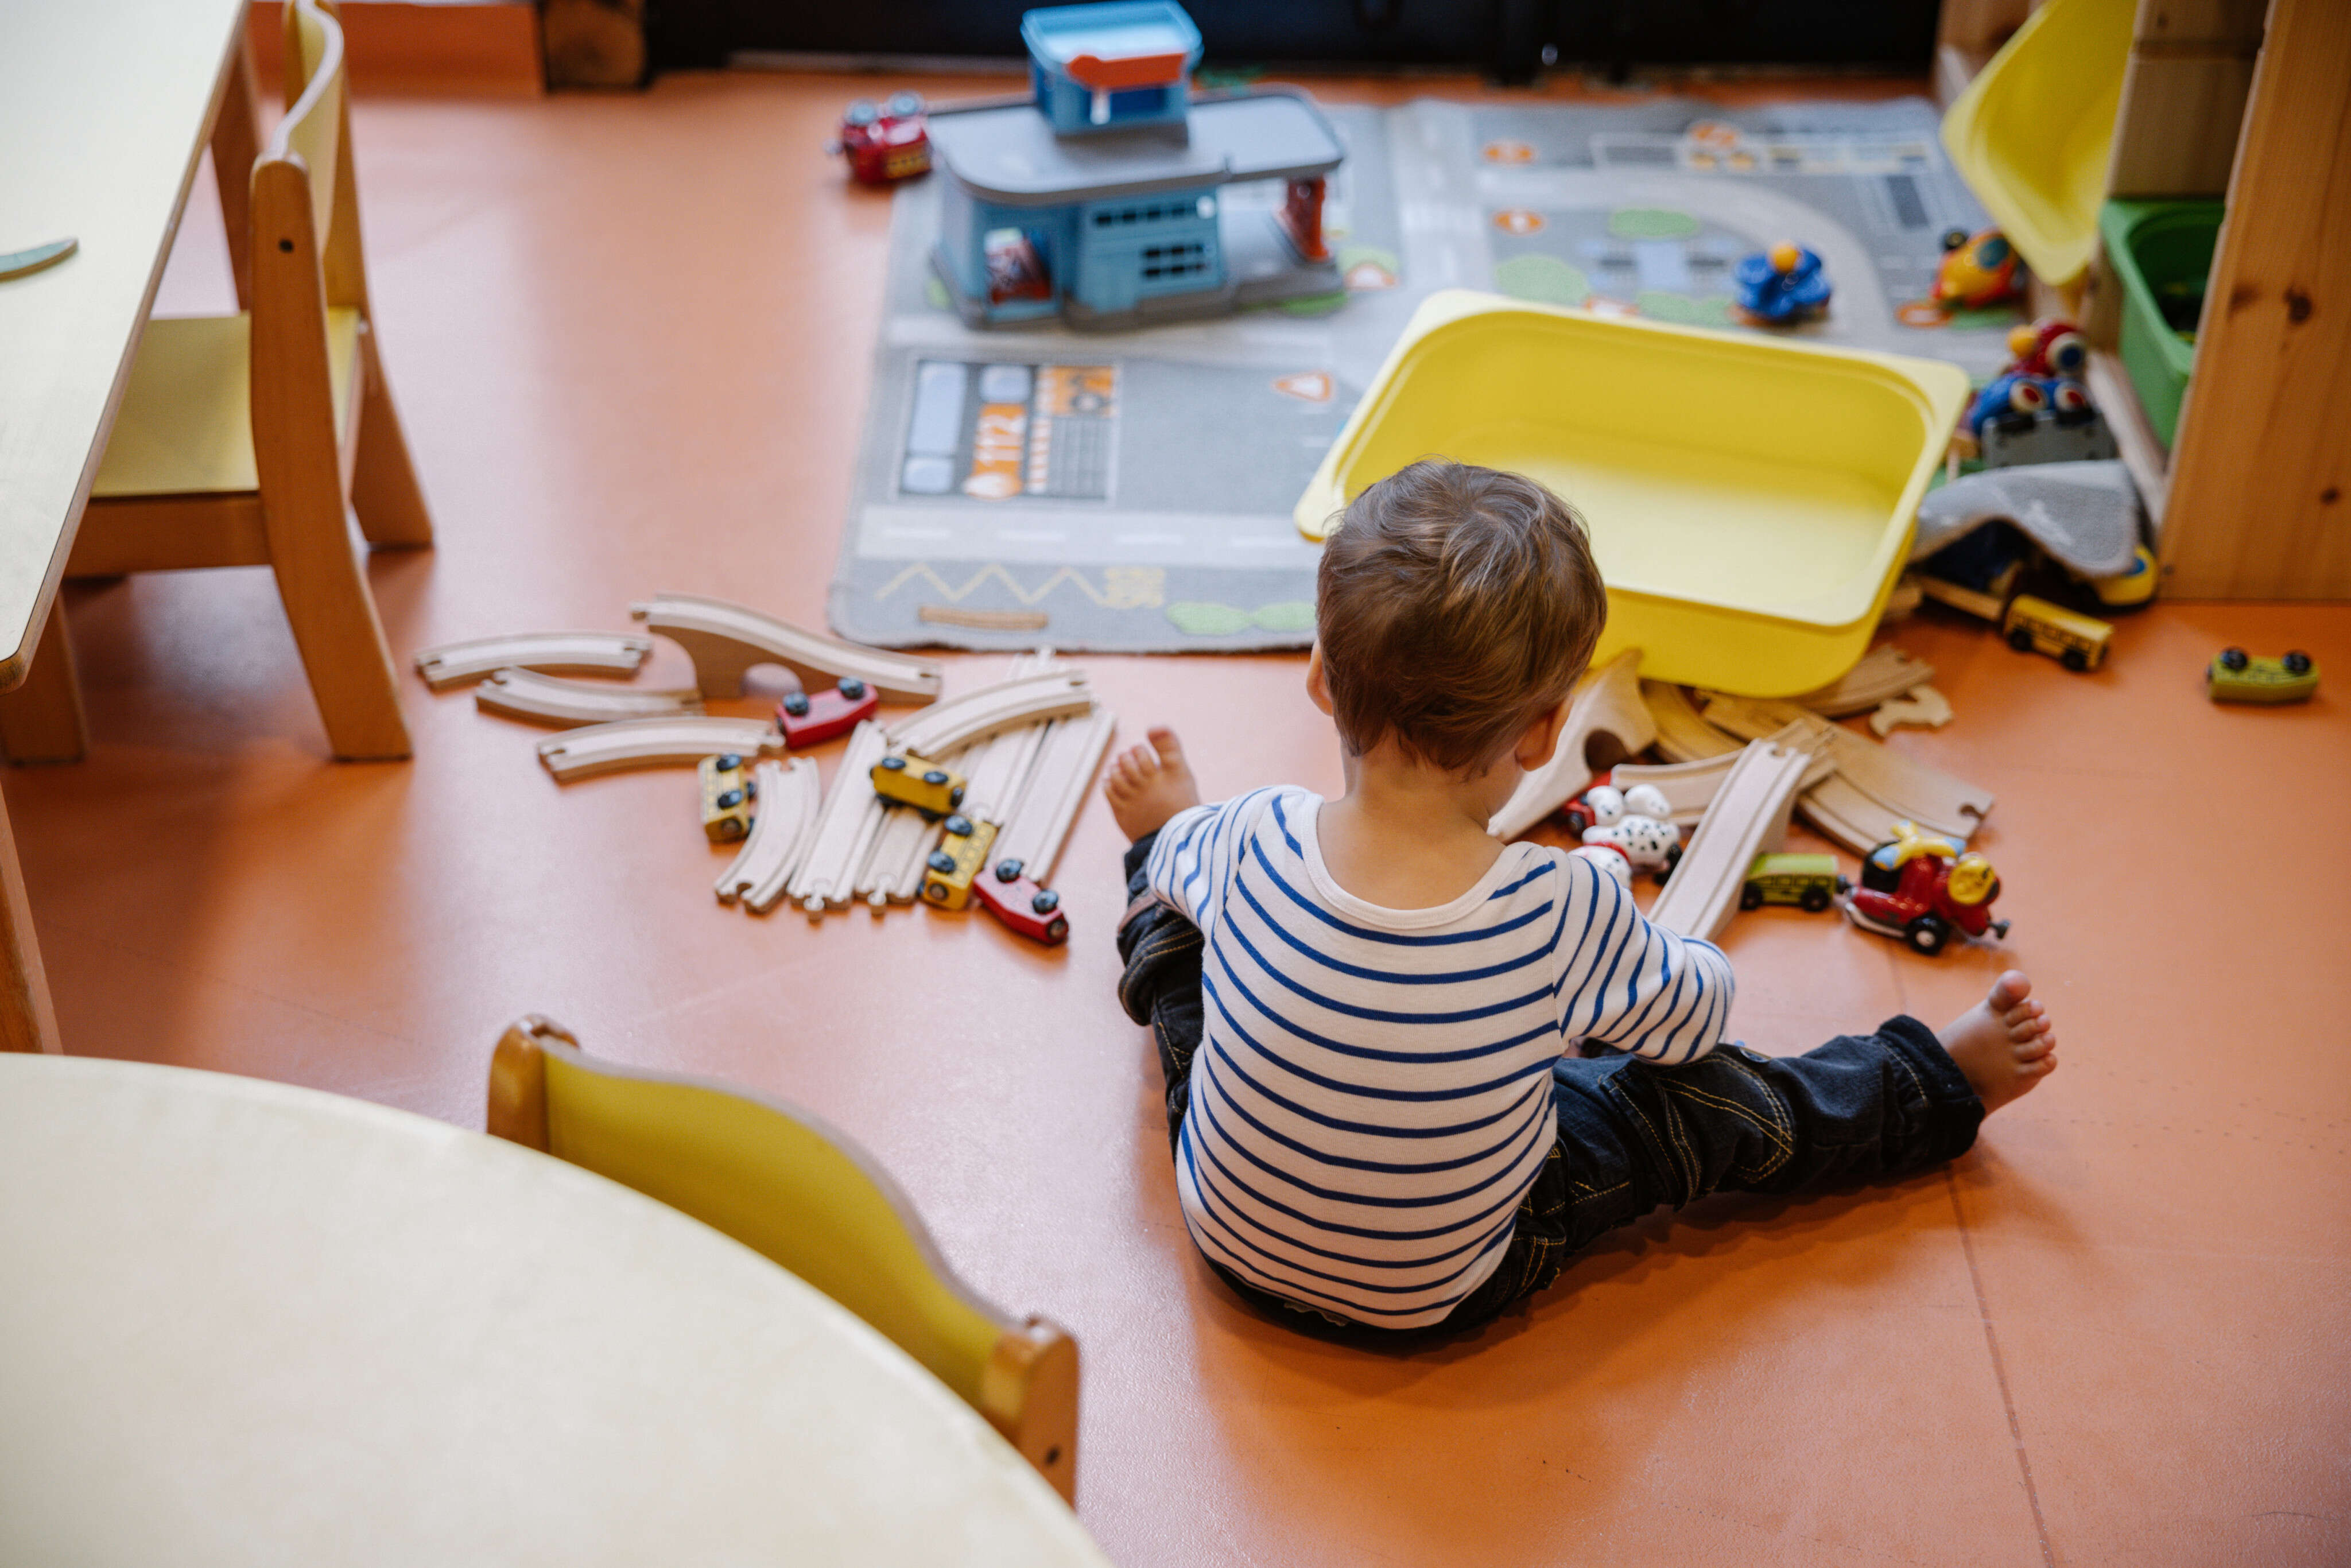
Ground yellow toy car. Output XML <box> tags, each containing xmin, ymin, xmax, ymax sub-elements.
<box><xmin>921</xmin><ymin>815</ymin><xmax>998</xmax><ymax>910</ymax></box>
<box><xmin>2208</xmin><ymin>647</ymin><xmax>2318</xmax><ymax>704</ymax></box>
<box><xmin>872</xmin><ymin>753</ymin><xmax>967</xmax><ymax>819</ymax></box>
<box><xmin>1740</xmin><ymin>853</ymin><xmax>1849</xmax><ymax>913</ymax></box>
<box><xmin>698</xmin><ymin>753</ymin><xmax>756</xmax><ymax>844</ymax></box>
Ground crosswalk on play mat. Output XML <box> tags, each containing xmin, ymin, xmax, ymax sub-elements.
<box><xmin>831</xmin><ymin>96</ymin><xmax>2016</xmax><ymax>654</ymax></box>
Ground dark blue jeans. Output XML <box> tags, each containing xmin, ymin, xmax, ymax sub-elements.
<box><xmin>1116</xmin><ymin>833</ymin><xmax>1985</xmax><ymax>1344</ymax></box>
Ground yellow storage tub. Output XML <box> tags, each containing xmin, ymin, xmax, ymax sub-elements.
<box><xmin>1294</xmin><ymin>290</ymin><xmax>1969</xmax><ymax>697</ymax></box>
<box><xmin>1939</xmin><ymin>0</ymin><xmax>2135</xmax><ymax>288</ymax></box>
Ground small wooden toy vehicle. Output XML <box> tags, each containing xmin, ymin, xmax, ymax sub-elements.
<box><xmin>972</xmin><ymin>857</ymin><xmax>1069</xmax><ymax>945</ymax></box>
<box><xmin>1933</xmin><ymin>227</ymin><xmax>2022</xmax><ymax>310</ymax></box>
<box><xmin>1739</xmin><ymin>853</ymin><xmax>1849</xmax><ymax>913</ymax></box>
<box><xmin>2208</xmin><ymin>647</ymin><xmax>2319</xmax><ymax>704</ymax></box>
<box><xmin>831</xmin><ymin>91</ymin><xmax>930</xmax><ymax>185</ymax></box>
<box><xmin>699</xmin><ymin>752</ymin><xmax>758</xmax><ymax>843</ymax></box>
<box><xmin>1732</xmin><ymin>242</ymin><xmax>1832</xmax><ymax>324</ymax></box>
<box><xmin>777</xmin><ymin>677</ymin><xmax>876</xmax><ymax>748</ymax></box>
<box><xmin>872</xmin><ymin>754</ymin><xmax>967</xmax><ymax>818</ymax></box>
<box><xmin>2003</xmin><ymin>594</ymin><xmax>2112</xmax><ymax>672</ymax></box>
<box><xmin>921</xmin><ymin>816</ymin><xmax>998</xmax><ymax>910</ymax></box>
<box><xmin>1844</xmin><ymin>822</ymin><xmax>2007</xmax><ymax>955</ymax></box>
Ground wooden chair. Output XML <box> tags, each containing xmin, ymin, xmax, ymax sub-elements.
<box><xmin>59</xmin><ymin>0</ymin><xmax>430</xmax><ymax>760</ymax></box>
<box><xmin>486</xmin><ymin>1015</ymin><xmax>1083</xmax><ymax>1504</ymax></box>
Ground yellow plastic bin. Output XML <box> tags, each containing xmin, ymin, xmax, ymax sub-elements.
<box><xmin>1939</xmin><ymin>0</ymin><xmax>2136</xmax><ymax>287</ymax></box>
<box><xmin>1294</xmin><ymin>290</ymin><xmax>1969</xmax><ymax>697</ymax></box>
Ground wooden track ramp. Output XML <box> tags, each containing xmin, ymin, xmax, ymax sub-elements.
<box><xmin>1791</xmin><ymin>645</ymin><xmax>1935</xmax><ymax>717</ymax></box>
<box><xmin>631</xmin><ymin>593</ymin><xmax>944</xmax><ymax>704</ymax></box>
<box><xmin>887</xmin><ymin>672</ymin><xmax>1095</xmax><ymax>760</ymax></box>
<box><xmin>994</xmin><ymin>707</ymin><xmax>1118</xmax><ymax>886</ymax></box>
<box><xmin>474</xmin><ymin>667</ymin><xmax>703</xmax><ymax>728</ymax></box>
<box><xmin>715</xmin><ymin>758</ymin><xmax>823</xmax><ymax>912</ymax></box>
<box><xmin>1488</xmin><ymin>650</ymin><xmax>1655</xmax><ymax>842</ymax></box>
<box><xmin>412</xmin><ymin>631</ymin><xmax>651</xmax><ymax>690</ymax></box>
<box><xmin>1612</xmin><ymin>724</ymin><xmax>1834</xmax><ymax>826</ymax></box>
<box><xmin>787</xmin><ymin>720</ymin><xmax>891</xmax><ymax>914</ymax></box>
<box><xmin>1642</xmin><ymin>681</ymin><xmax>1744</xmax><ymax>764</ymax></box>
<box><xmin>1646</xmin><ymin>740</ymin><xmax>1821</xmax><ymax>942</ymax></box>
<box><xmin>536</xmin><ymin>716</ymin><xmax>781</xmax><ymax>783</ymax></box>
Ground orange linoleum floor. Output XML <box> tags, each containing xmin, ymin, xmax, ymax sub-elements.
<box><xmin>14</xmin><ymin>67</ymin><xmax>2350</xmax><ymax>1568</ymax></box>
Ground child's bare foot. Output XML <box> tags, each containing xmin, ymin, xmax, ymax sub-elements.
<box><xmin>1104</xmin><ymin>726</ymin><xmax>1201</xmax><ymax>842</ymax></box>
<box><xmin>1939</xmin><ymin>971</ymin><xmax>2058</xmax><ymax>1115</ymax></box>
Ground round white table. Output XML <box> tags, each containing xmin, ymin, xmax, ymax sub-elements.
<box><xmin>0</xmin><ymin>1055</ymin><xmax>1111</xmax><ymax>1567</ymax></box>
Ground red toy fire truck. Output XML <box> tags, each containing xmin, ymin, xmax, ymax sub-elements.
<box><xmin>831</xmin><ymin>92</ymin><xmax>931</xmax><ymax>185</ymax></box>
<box><xmin>1841</xmin><ymin>822</ymin><xmax>2009</xmax><ymax>956</ymax></box>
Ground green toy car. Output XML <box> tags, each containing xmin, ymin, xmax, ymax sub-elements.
<box><xmin>1740</xmin><ymin>853</ymin><xmax>1850</xmax><ymax>913</ymax></box>
<box><xmin>2207</xmin><ymin>647</ymin><xmax>2319</xmax><ymax>705</ymax></box>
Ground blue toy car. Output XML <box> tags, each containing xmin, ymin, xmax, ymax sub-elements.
<box><xmin>1732</xmin><ymin>242</ymin><xmax>1831</xmax><ymax>324</ymax></box>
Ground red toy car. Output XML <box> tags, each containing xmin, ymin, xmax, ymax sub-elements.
<box><xmin>832</xmin><ymin>92</ymin><xmax>930</xmax><ymax>185</ymax></box>
<box><xmin>777</xmin><ymin>677</ymin><xmax>877</xmax><ymax>748</ymax></box>
<box><xmin>972</xmin><ymin>857</ymin><xmax>1069</xmax><ymax>946</ymax></box>
<box><xmin>1842</xmin><ymin>825</ymin><xmax>2009</xmax><ymax>956</ymax></box>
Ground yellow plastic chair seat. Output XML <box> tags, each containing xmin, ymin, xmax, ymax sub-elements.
<box><xmin>1940</xmin><ymin>0</ymin><xmax>2136</xmax><ymax>288</ymax></box>
<box><xmin>92</xmin><ymin>310</ymin><xmax>361</xmax><ymax>497</ymax></box>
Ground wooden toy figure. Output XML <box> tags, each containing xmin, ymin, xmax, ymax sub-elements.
<box><xmin>1842</xmin><ymin>822</ymin><xmax>2008</xmax><ymax>955</ymax></box>
<box><xmin>1933</xmin><ymin>227</ymin><xmax>2022</xmax><ymax>310</ymax></box>
<box><xmin>1732</xmin><ymin>242</ymin><xmax>1832</xmax><ymax>324</ymax></box>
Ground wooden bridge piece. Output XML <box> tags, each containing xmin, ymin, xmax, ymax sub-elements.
<box><xmin>887</xmin><ymin>672</ymin><xmax>1095</xmax><ymax>760</ymax></box>
<box><xmin>631</xmin><ymin>593</ymin><xmax>944</xmax><ymax>704</ymax></box>
<box><xmin>1488</xmin><ymin>650</ymin><xmax>1655</xmax><ymax>842</ymax></box>
<box><xmin>1792</xmin><ymin>645</ymin><xmax>1935</xmax><ymax>717</ymax></box>
<box><xmin>994</xmin><ymin>707</ymin><xmax>1118</xmax><ymax>886</ymax></box>
<box><xmin>787</xmin><ymin>720</ymin><xmax>891</xmax><ymax>914</ymax></box>
<box><xmin>1646</xmin><ymin>740</ymin><xmax>1821</xmax><ymax>942</ymax></box>
<box><xmin>1642</xmin><ymin>680</ymin><xmax>1744</xmax><ymax>764</ymax></box>
<box><xmin>536</xmin><ymin>716</ymin><xmax>781</xmax><ymax>783</ymax></box>
<box><xmin>413</xmin><ymin>631</ymin><xmax>652</xmax><ymax>690</ymax></box>
<box><xmin>475</xmin><ymin>668</ymin><xmax>703</xmax><ymax>728</ymax></box>
<box><xmin>1612</xmin><ymin>723</ymin><xmax>1834</xmax><ymax>825</ymax></box>
<box><xmin>715</xmin><ymin>758</ymin><xmax>823</xmax><ymax>912</ymax></box>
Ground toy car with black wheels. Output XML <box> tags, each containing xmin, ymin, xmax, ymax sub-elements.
<box><xmin>1844</xmin><ymin>825</ymin><xmax>2007</xmax><ymax>956</ymax></box>
<box><xmin>1740</xmin><ymin>853</ymin><xmax>1849</xmax><ymax>913</ymax></box>
<box><xmin>872</xmin><ymin>754</ymin><xmax>966</xmax><ymax>818</ymax></box>
<box><xmin>2207</xmin><ymin>647</ymin><xmax>2318</xmax><ymax>704</ymax></box>
<box><xmin>778</xmin><ymin>677</ymin><xmax>877</xmax><ymax>748</ymax></box>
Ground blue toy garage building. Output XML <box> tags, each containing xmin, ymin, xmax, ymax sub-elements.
<box><xmin>926</xmin><ymin>2</ymin><xmax>1345</xmax><ymax>331</ymax></box>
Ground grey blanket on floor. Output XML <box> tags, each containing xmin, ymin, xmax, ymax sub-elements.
<box><xmin>1911</xmin><ymin>460</ymin><xmax>2144</xmax><ymax>577</ymax></box>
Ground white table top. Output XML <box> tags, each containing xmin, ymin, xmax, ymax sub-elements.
<box><xmin>0</xmin><ymin>0</ymin><xmax>249</xmax><ymax>685</ymax></box>
<box><xmin>0</xmin><ymin>1055</ymin><xmax>1112</xmax><ymax>1567</ymax></box>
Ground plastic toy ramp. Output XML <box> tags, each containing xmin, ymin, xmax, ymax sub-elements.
<box><xmin>1643</xmin><ymin>681</ymin><xmax>1745</xmax><ymax>764</ymax></box>
<box><xmin>886</xmin><ymin>672</ymin><xmax>1095</xmax><ymax>759</ymax></box>
<box><xmin>474</xmin><ymin>669</ymin><xmax>703</xmax><ymax>728</ymax></box>
<box><xmin>1791</xmin><ymin>645</ymin><xmax>1934</xmax><ymax>718</ymax></box>
<box><xmin>1700</xmin><ymin>694</ymin><xmax>1995</xmax><ymax>850</ymax></box>
<box><xmin>715</xmin><ymin>759</ymin><xmax>823</xmax><ymax>913</ymax></box>
<box><xmin>631</xmin><ymin>594</ymin><xmax>944</xmax><ymax>704</ymax></box>
<box><xmin>412</xmin><ymin>631</ymin><xmax>652</xmax><ymax>690</ymax></box>
<box><xmin>1940</xmin><ymin>0</ymin><xmax>2134</xmax><ymax>286</ymax></box>
<box><xmin>787</xmin><ymin>720</ymin><xmax>892</xmax><ymax>915</ymax></box>
<box><xmin>1645</xmin><ymin>740</ymin><xmax>1821</xmax><ymax>942</ymax></box>
<box><xmin>1613</xmin><ymin>728</ymin><xmax>1834</xmax><ymax>827</ymax></box>
<box><xmin>1489</xmin><ymin>651</ymin><xmax>1655</xmax><ymax>842</ymax></box>
<box><xmin>536</xmin><ymin>717</ymin><xmax>782</xmax><ymax>783</ymax></box>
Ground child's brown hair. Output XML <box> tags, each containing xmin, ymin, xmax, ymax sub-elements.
<box><xmin>1315</xmin><ymin>460</ymin><xmax>1606</xmax><ymax>773</ymax></box>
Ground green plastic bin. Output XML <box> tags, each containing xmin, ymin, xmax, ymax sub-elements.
<box><xmin>2100</xmin><ymin>199</ymin><xmax>2223</xmax><ymax>447</ymax></box>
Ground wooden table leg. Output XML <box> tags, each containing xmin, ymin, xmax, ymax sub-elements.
<box><xmin>0</xmin><ymin>603</ymin><xmax>89</xmax><ymax>766</ymax></box>
<box><xmin>211</xmin><ymin>11</ymin><xmax>262</xmax><ymax>309</ymax></box>
<box><xmin>0</xmin><ymin>781</ymin><xmax>62</xmax><ymax>1054</ymax></box>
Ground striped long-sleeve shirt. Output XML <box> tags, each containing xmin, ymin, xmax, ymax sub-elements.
<box><xmin>1147</xmin><ymin>786</ymin><xmax>1735</xmax><ymax>1329</ymax></box>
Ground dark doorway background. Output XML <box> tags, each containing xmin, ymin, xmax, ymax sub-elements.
<box><xmin>649</xmin><ymin>1</ymin><xmax>1941</xmax><ymax>84</ymax></box>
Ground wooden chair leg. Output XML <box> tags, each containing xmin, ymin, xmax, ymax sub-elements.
<box><xmin>211</xmin><ymin>22</ymin><xmax>263</xmax><ymax>311</ymax></box>
<box><xmin>0</xmin><ymin>603</ymin><xmax>89</xmax><ymax>766</ymax></box>
<box><xmin>263</xmin><ymin>486</ymin><xmax>413</xmax><ymax>760</ymax></box>
<box><xmin>350</xmin><ymin>322</ymin><xmax>435</xmax><ymax>549</ymax></box>
<box><xmin>0</xmin><ymin>782</ymin><xmax>63</xmax><ymax>1053</ymax></box>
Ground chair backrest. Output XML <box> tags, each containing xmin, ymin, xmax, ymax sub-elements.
<box><xmin>487</xmin><ymin>1015</ymin><xmax>1080</xmax><ymax>1503</ymax></box>
<box><xmin>271</xmin><ymin>0</ymin><xmax>368</xmax><ymax>312</ymax></box>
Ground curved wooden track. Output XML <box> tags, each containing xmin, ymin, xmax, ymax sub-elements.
<box><xmin>1643</xmin><ymin>681</ymin><xmax>1744</xmax><ymax>764</ymax></box>
<box><xmin>715</xmin><ymin>759</ymin><xmax>823</xmax><ymax>912</ymax></box>
<box><xmin>786</xmin><ymin>720</ymin><xmax>891</xmax><ymax>913</ymax></box>
<box><xmin>1698</xmin><ymin>693</ymin><xmax>1994</xmax><ymax>849</ymax></box>
<box><xmin>887</xmin><ymin>672</ymin><xmax>1094</xmax><ymax>760</ymax></box>
<box><xmin>413</xmin><ymin>631</ymin><xmax>651</xmax><ymax>690</ymax></box>
<box><xmin>1612</xmin><ymin>723</ymin><xmax>1833</xmax><ymax>826</ymax></box>
<box><xmin>1488</xmin><ymin>650</ymin><xmax>1655</xmax><ymax>841</ymax></box>
<box><xmin>631</xmin><ymin>593</ymin><xmax>942</xmax><ymax>704</ymax></box>
<box><xmin>474</xmin><ymin>668</ymin><xmax>703</xmax><ymax>728</ymax></box>
<box><xmin>536</xmin><ymin>716</ymin><xmax>781</xmax><ymax>782</ymax></box>
<box><xmin>1646</xmin><ymin>740</ymin><xmax>1821</xmax><ymax>942</ymax></box>
<box><xmin>1792</xmin><ymin>645</ymin><xmax>1935</xmax><ymax>717</ymax></box>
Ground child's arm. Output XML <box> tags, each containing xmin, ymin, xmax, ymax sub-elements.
<box><xmin>1145</xmin><ymin>787</ymin><xmax>1279</xmax><ymax>929</ymax></box>
<box><xmin>1551</xmin><ymin>855</ymin><xmax>1736</xmax><ymax>1066</ymax></box>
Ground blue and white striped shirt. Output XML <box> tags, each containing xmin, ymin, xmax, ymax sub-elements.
<box><xmin>1149</xmin><ymin>786</ymin><xmax>1734</xmax><ymax>1329</ymax></box>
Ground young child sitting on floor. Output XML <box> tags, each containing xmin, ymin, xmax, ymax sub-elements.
<box><xmin>1105</xmin><ymin>459</ymin><xmax>2057</xmax><ymax>1338</ymax></box>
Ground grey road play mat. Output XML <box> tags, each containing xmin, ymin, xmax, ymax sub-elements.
<box><xmin>831</xmin><ymin>96</ymin><xmax>2015</xmax><ymax>654</ymax></box>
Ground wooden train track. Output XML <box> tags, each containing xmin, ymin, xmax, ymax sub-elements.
<box><xmin>474</xmin><ymin>668</ymin><xmax>703</xmax><ymax>728</ymax></box>
<box><xmin>1488</xmin><ymin>650</ymin><xmax>1655</xmax><ymax>841</ymax></box>
<box><xmin>1646</xmin><ymin>740</ymin><xmax>1821</xmax><ymax>942</ymax></box>
<box><xmin>786</xmin><ymin>720</ymin><xmax>892</xmax><ymax>913</ymax></box>
<box><xmin>1699</xmin><ymin>693</ymin><xmax>1995</xmax><ymax>849</ymax></box>
<box><xmin>412</xmin><ymin>631</ymin><xmax>652</xmax><ymax>690</ymax></box>
<box><xmin>886</xmin><ymin>672</ymin><xmax>1095</xmax><ymax>760</ymax></box>
<box><xmin>714</xmin><ymin>759</ymin><xmax>823</xmax><ymax>913</ymax></box>
<box><xmin>992</xmin><ymin>707</ymin><xmax>1117</xmax><ymax>887</ymax></box>
<box><xmin>536</xmin><ymin>716</ymin><xmax>782</xmax><ymax>782</ymax></box>
<box><xmin>1643</xmin><ymin>681</ymin><xmax>1745</xmax><ymax>763</ymax></box>
<box><xmin>1790</xmin><ymin>645</ymin><xmax>1935</xmax><ymax>717</ymax></box>
<box><xmin>631</xmin><ymin>593</ymin><xmax>944</xmax><ymax>704</ymax></box>
<box><xmin>1612</xmin><ymin>724</ymin><xmax>1833</xmax><ymax>826</ymax></box>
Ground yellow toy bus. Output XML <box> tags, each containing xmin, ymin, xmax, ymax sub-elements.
<box><xmin>872</xmin><ymin>753</ymin><xmax>967</xmax><ymax>818</ymax></box>
<box><xmin>699</xmin><ymin>753</ymin><xmax>756</xmax><ymax>843</ymax></box>
<box><xmin>921</xmin><ymin>816</ymin><xmax>998</xmax><ymax>910</ymax></box>
<box><xmin>2003</xmin><ymin>594</ymin><xmax>2112</xmax><ymax>672</ymax></box>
